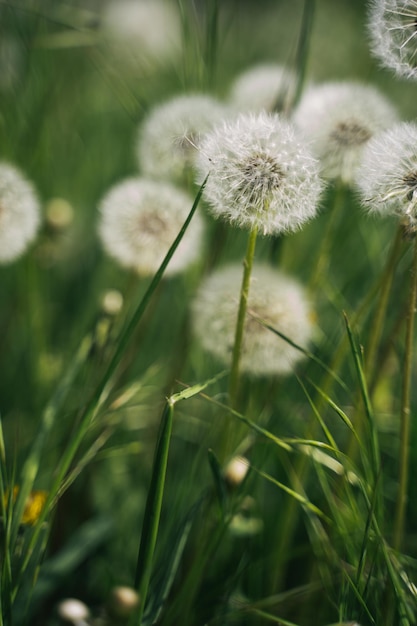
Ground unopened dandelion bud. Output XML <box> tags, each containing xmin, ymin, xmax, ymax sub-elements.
<box><xmin>45</xmin><ymin>198</ymin><xmax>74</xmax><ymax>231</ymax></box>
<box><xmin>98</xmin><ymin>178</ymin><xmax>205</xmax><ymax>276</ymax></box>
<box><xmin>57</xmin><ymin>598</ymin><xmax>90</xmax><ymax>623</ymax></box>
<box><xmin>368</xmin><ymin>0</ymin><xmax>417</xmax><ymax>80</ymax></box>
<box><xmin>0</xmin><ymin>162</ymin><xmax>41</xmax><ymax>263</ymax></box>
<box><xmin>107</xmin><ymin>586</ymin><xmax>140</xmax><ymax>619</ymax></box>
<box><xmin>355</xmin><ymin>122</ymin><xmax>417</xmax><ymax>230</ymax></box>
<box><xmin>192</xmin><ymin>264</ymin><xmax>314</xmax><ymax>377</ymax></box>
<box><xmin>229</xmin><ymin>63</ymin><xmax>297</xmax><ymax>113</ymax></box>
<box><xmin>293</xmin><ymin>82</ymin><xmax>397</xmax><ymax>184</ymax></box>
<box><xmin>224</xmin><ymin>456</ymin><xmax>249</xmax><ymax>488</ymax></box>
<box><xmin>101</xmin><ymin>289</ymin><xmax>124</xmax><ymax>316</ymax></box>
<box><xmin>196</xmin><ymin>112</ymin><xmax>323</xmax><ymax>235</ymax></box>
<box><xmin>137</xmin><ymin>94</ymin><xmax>228</xmax><ymax>184</ymax></box>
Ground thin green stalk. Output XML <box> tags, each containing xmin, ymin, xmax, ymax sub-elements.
<box><xmin>282</xmin><ymin>0</ymin><xmax>316</xmax><ymax>114</ymax></box>
<box><xmin>205</xmin><ymin>0</ymin><xmax>219</xmax><ymax>89</ymax></box>
<box><xmin>393</xmin><ymin>237</ymin><xmax>417</xmax><ymax>551</ymax></box>
<box><xmin>132</xmin><ymin>401</ymin><xmax>174</xmax><ymax>626</ymax></box>
<box><xmin>365</xmin><ymin>225</ymin><xmax>404</xmax><ymax>383</ymax></box>
<box><xmin>310</xmin><ymin>182</ymin><xmax>346</xmax><ymax>289</ymax></box>
<box><xmin>229</xmin><ymin>225</ymin><xmax>258</xmax><ymax>407</ymax></box>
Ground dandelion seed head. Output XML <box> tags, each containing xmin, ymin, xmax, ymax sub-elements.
<box><xmin>195</xmin><ymin>112</ymin><xmax>323</xmax><ymax>235</ymax></box>
<box><xmin>192</xmin><ymin>264</ymin><xmax>314</xmax><ymax>376</ymax></box>
<box><xmin>0</xmin><ymin>163</ymin><xmax>41</xmax><ymax>263</ymax></box>
<box><xmin>224</xmin><ymin>456</ymin><xmax>250</xmax><ymax>487</ymax></box>
<box><xmin>57</xmin><ymin>598</ymin><xmax>90</xmax><ymax>622</ymax></box>
<box><xmin>229</xmin><ymin>63</ymin><xmax>297</xmax><ymax>113</ymax></box>
<box><xmin>293</xmin><ymin>82</ymin><xmax>397</xmax><ymax>183</ymax></box>
<box><xmin>368</xmin><ymin>0</ymin><xmax>417</xmax><ymax>79</ymax></box>
<box><xmin>137</xmin><ymin>94</ymin><xmax>228</xmax><ymax>184</ymax></box>
<box><xmin>107</xmin><ymin>586</ymin><xmax>140</xmax><ymax>619</ymax></box>
<box><xmin>98</xmin><ymin>178</ymin><xmax>204</xmax><ymax>276</ymax></box>
<box><xmin>356</xmin><ymin>121</ymin><xmax>417</xmax><ymax>223</ymax></box>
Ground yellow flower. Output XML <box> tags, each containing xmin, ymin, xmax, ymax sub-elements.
<box><xmin>4</xmin><ymin>487</ymin><xmax>47</xmax><ymax>525</ymax></box>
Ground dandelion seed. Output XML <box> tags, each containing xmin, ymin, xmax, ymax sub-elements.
<box><xmin>368</xmin><ymin>0</ymin><xmax>417</xmax><ymax>79</ymax></box>
<box><xmin>356</xmin><ymin>121</ymin><xmax>417</xmax><ymax>229</ymax></box>
<box><xmin>229</xmin><ymin>63</ymin><xmax>297</xmax><ymax>113</ymax></box>
<box><xmin>137</xmin><ymin>94</ymin><xmax>228</xmax><ymax>184</ymax></box>
<box><xmin>195</xmin><ymin>112</ymin><xmax>323</xmax><ymax>235</ymax></box>
<box><xmin>0</xmin><ymin>163</ymin><xmax>41</xmax><ymax>263</ymax></box>
<box><xmin>293</xmin><ymin>82</ymin><xmax>397</xmax><ymax>183</ymax></box>
<box><xmin>98</xmin><ymin>178</ymin><xmax>204</xmax><ymax>276</ymax></box>
<box><xmin>192</xmin><ymin>264</ymin><xmax>314</xmax><ymax>376</ymax></box>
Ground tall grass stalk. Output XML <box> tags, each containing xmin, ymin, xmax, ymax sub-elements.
<box><xmin>365</xmin><ymin>224</ymin><xmax>404</xmax><ymax>384</ymax></box>
<box><xmin>393</xmin><ymin>236</ymin><xmax>417</xmax><ymax>551</ymax></box>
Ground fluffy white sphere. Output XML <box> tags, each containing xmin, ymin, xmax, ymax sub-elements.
<box><xmin>57</xmin><ymin>598</ymin><xmax>90</xmax><ymax>622</ymax></box>
<box><xmin>293</xmin><ymin>82</ymin><xmax>397</xmax><ymax>184</ymax></box>
<box><xmin>0</xmin><ymin>163</ymin><xmax>41</xmax><ymax>263</ymax></box>
<box><xmin>137</xmin><ymin>94</ymin><xmax>229</xmax><ymax>184</ymax></box>
<box><xmin>195</xmin><ymin>112</ymin><xmax>323</xmax><ymax>235</ymax></box>
<box><xmin>229</xmin><ymin>63</ymin><xmax>297</xmax><ymax>113</ymax></box>
<box><xmin>368</xmin><ymin>0</ymin><xmax>417</xmax><ymax>79</ymax></box>
<box><xmin>192</xmin><ymin>264</ymin><xmax>314</xmax><ymax>377</ymax></box>
<box><xmin>356</xmin><ymin>121</ymin><xmax>417</xmax><ymax>224</ymax></box>
<box><xmin>98</xmin><ymin>178</ymin><xmax>205</xmax><ymax>276</ymax></box>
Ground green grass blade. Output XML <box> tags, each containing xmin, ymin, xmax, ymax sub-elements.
<box><xmin>132</xmin><ymin>400</ymin><xmax>174</xmax><ymax>626</ymax></box>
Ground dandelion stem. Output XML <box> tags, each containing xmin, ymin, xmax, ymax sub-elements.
<box><xmin>393</xmin><ymin>236</ymin><xmax>417</xmax><ymax>551</ymax></box>
<box><xmin>229</xmin><ymin>224</ymin><xmax>258</xmax><ymax>408</ymax></box>
<box><xmin>365</xmin><ymin>224</ymin><xmax>404</xmax><ymax>383</ymax></box>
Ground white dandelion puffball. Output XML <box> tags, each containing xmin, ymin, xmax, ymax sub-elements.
<box><xmin>98</xmin><ymin>178</ymin><xmax>204</xmax><ymax>276</ymax></box>
<box><xmin>356</xmin><ymin>122</ymin><xmax>417</xmax><ymax>222</ymax></box>
<box><xmin>101</xmin><ymin>0</ymin><xmax>181</xmax><ymax>65</ymax></box>
<box><xmin>195</xmin><ymin>112</ymin><xmax>323</xmax><ymax>236</ymax></box>
<box><xmin>229</xmin><ymin>63</ymin><xmax>297</xmax><ymax>113</ymax></box>
<box><xmin>137</xmin><ymin>94</ymin><xmax>229</xmax><ymax>184</ymax></box>
<box><xmin>57</xmin><ymin>598</ymin><xmax>90</xmax><ymax>621</ymax></box>
<box><xmin>191</xmin><ymin>264</ymin><xmax>314</xmax><ymax>377</ymax></box>
<box><xmin>0</xmin><ymin>163</ymin><xmax>41</xmax><ymax>263</ymax></box>
<box><xmin>368</xmin><ymin>0</ymin><xmax>417</xmax><ymax>79</ymax></box>
<box><xmin>293</xmin><ymin>82</ymin><xmax>397</xmax><ymax>184</ymax></box>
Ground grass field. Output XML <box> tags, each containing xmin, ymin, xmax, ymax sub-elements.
<box><xmin>0</xmin><ymin>0</ymin><xmax>417</xmax><ymax>624</ymax></box>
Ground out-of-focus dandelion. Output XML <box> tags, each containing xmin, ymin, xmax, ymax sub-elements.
<box><xmin>224</xmin><ymin>456</ymin><xmax>249</xmax><ymax>488</ymax></box>
<box><xmin>191</xmin><ymin>264</ymin><xmax>314</xmax><ymax>376</ymax></box>
<box><xmin>45</xmin><ymin>198</ymin><xmax>74</xmax><ymax>232</ymax></box>
<box><xmin>101</xmin><ymin>289</ymin><xmax>124</xmax><ymax>316</ymax></box>
<box><xmin>57</xmin><ymin>598</ymin><xmax>90</xmax><ymax>623</ymax></box>
<box><xmin>98</xmin><ymin>178</ymin><xmax>204</xmax><ymax>276</ymax></box>
<box><xmin>137</xmin><ymin>94</ymin><xmax>228</xmax><ymax>184</ymax></box>
<box><xmin>0</xmin><ymin>163</ymin><xmax>41</xmax><ymax>263</ymax></box>
<box><xmin>229</xmin><ymin>63</ymin><xmax>297</xmax><ymax>113</ymax></box>
<box><xmin>101</xmin><ymin>0</ymin><xmax>181</xmax><ymax>67</ymax></box>
<box><xmin>293</xmin><ymin>82</ymin><xmax>397</xmax><ymax>184</ymax></box>
<box><xmin>107</xmin><ymin>586</ymin><xmax>140</xmax><ymax>619</ymax></box>
<box><xmin>355</xmin><ymin>121</ymin><xmax>417</xmax><ymax>230</ymax></box>
<box><xmin>195</xmin><ymin>112</ymin><xmax>323</xmax><ymax>235</ymax></box>
<box><xmin>368</xmin><ymin>0</ymin><xmax>417</xmax><ymax>79</ymax></box>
